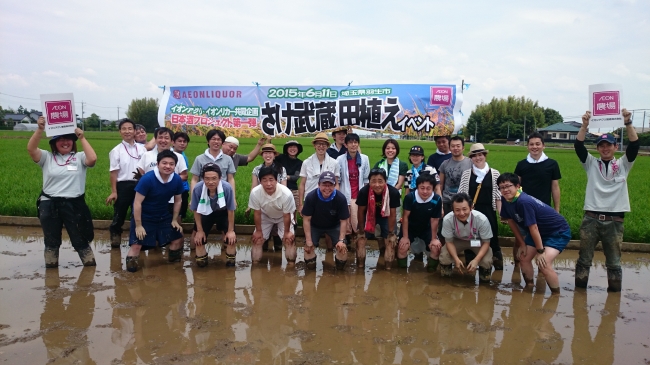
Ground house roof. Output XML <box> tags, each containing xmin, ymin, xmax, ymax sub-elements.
<box><xmin>3</xmin><ymin>114</ymin><xmax>30</xmax><ymax>121</ymax></box>
<box><xmin>538</xmin><ymin>122</ymin><xmax>581</xmax><ymax>132</ymax></box>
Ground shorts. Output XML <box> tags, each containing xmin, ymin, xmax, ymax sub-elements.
<box><xmin>167</xmin><ymin>190</ymin><xmax>190</xmax><ymax>219</ymax></box>
<box><xmin>193</xmin><ymin>209</ymin><xmax>230</xmax><ymax>241</ymax></box>
<box><xmin>255</xmin><ymin>212</ymin><xmax>295</xmax><ymax>240</ymax></box>
<box><xmin>129</xmin><ymin>217</ymin><xmax>183</xmax><ymax>250</ymax></box>
<box><xmin>364</xmin><ymin>216</ymin><xmax>389</xmax><ymax>239</ymax></box>
<box><xmin>399</xmin><ymin>228</ymin><xmax>432</xmax><ymax>252</ymax></box>
<box><xmin>310</xmin><ymin>224</ymin><xmax>341</xmax><ymax>248</ymax></box>
<box><xmin>524</xmin><ymin>229</ymin><xmax>571</xmax><ymax>253</ymax></box>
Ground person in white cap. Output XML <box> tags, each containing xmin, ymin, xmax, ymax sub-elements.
<box><xmin>222</xmin><ymin>135</ymin><xmax>267</xmax><ymax>171</ymax></box>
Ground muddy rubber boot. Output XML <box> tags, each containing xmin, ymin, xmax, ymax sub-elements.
<box><xmin>305</xmin><ymin>257</ymin><xmax>317</xmax><ymax>270</ymax></box>
<box><xmin>273</xmin><ymin>235</ymin><xmax>283</xmax><ymax>252</ymax></box>
<box><xmin>397</xmin><ymin>257</ymin><xmax>408</xmax><ymax>268</ymax></box>
<box><xmin>44</xmin><ymin>247</ymin><xmax>59</xmax><ymax>268</ymax></box>
<box><xmin>168</xmin><ymin>248</ymin><xmax>183</xmax><ymax>263</ymax></box>
<box><xmin>427</xmin><ymin>258</ymin><xmax>439</xmax><ymax>273</ymax></box>
<box><xmin>126</xmin><ymin>256</ymin><xmax>139</xmax><ymax>272</ymax></box>
<box><xmin>77</xmin><ymin>247</ymin><xmax>97</xmax><ymax>266</ymax></box>
<box><xmin>335</xmin><ymin>257</ymin><xmax>347</xmax><ymax>270</ymax></box>
<box><xmin>607</xmin><ymin>268</ymin><xmax>622</xmax><ymax>292</ymax></box>
<box><xmin>549</xmin><ymin>286</ymin><xmax>561</xmax><ymax>295</ymax></box>
<box><xmin>196</xmin><ymin>254</ymin><xmax>208</xmax><ymax>268</ymax></box>
<box><xmin>479</xmin><ymin>267</ymin><xmax>492</xmax><ymax>283</ymax></box>
<box><xmin>356</xmin><ymin>256</ymin><xmax>366</xmax><ymax>269</ymax></box>
<box><xmin>440</xmin><ymin>264</ymin><xmax>453</xmax><ymax>277</ymax></box>
<box><xmin>492</xmin><ymin>251</ymin><xmax>504</xmax><ymax>271</ymax></box>
<box><xmin>575</xmin><ymin>264</ymin><xmax>590</xmax><ymax>289</ymax></box>
<box><xmin>377</xmin><ymin>238</ymin><xmax>386</xmax><ymax>257</ymax></box>
<box><xmin>226</xmin><ymin>253</ymin><xmax>236</xmax><ymax>267</ymax></box>
<box><xmin>110</xmin><ymin>232</ymin><xmax>121</xmax><ymax>248</ymax></box>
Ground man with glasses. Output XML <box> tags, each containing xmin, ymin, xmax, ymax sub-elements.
<box><xmin>498</xmin><ymin>173</ymin><xmax>570</xmax><ymax>294</ymax></box>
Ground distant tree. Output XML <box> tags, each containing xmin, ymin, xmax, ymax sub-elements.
<box><xmin>17</xmin><ymin>105</ymin><xmax>25</xmax><ymax>114</ymax></box>
<box><xmin>543</xmin><ymin>108</ymin><xmax>563</xmax><ymax>126</ymax></box>
<box><xmin>85</xmin><ymin>113</ymin><xmax>101</xmax><ymax>129</ymax></box>
<box><xmin>0</xmin><ymin>106</ymin><xmax>6</xmax><ymax>127</ymax></box>
<box><xmin>126</xmin><ymin>98</ymin><xmax>159</xmax><ymax>132</ymax></box>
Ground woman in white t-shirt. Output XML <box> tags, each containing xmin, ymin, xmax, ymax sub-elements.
<box><xmin>27</xmin><ymin>116</ymin><xmax>98</xmax><ymax>269</ymax></box>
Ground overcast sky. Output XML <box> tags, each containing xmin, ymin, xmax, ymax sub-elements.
<box><xmin>1</xmin><ymin>0</ymin><xmax>649</xmax><ymax>126</ymax></box>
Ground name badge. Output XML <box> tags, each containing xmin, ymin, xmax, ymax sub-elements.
<box><xmin>614</xmin><ymin>176</ymin><xmax>626</xmax><ymax>183</ymax></box>
<box><xmin>470</xmin><ymin>239</ymin><xmax>481</xmax><ymax>248</ymax></box>
<box><xmin>67</xmin><ymin>165</ymin><xmax>78</xmax><ymax>171</ymax></box>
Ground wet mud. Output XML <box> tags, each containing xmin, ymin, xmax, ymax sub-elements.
<box><xmin>0</xmin><ymin>226</ymin><xmax>649</xmax><ymax>364</ymax></box>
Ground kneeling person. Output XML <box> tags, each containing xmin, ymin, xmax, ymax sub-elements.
<box><xmin>191</xmin><ymin>164</ymin><xmax>237</xmax><ymax>267</ymax></box>
<box><xmin>248</xmin><ymin>165</ymin><xmax>296</xmax><ymax>263</ymax></box>
<box><xmin>301</xmin><ymin>171</ymin><xmax>351</xmax><ymax>270</ymax></box>
<box><xmin>498</xmin><ymin>173</ymin><xmax>570</xmax><ymax>294</ymax></box>
<box><xmin>440</xmin><ymin>193</ymin><xmax>493</xmax><ymax>282</ymax></box>
<box><xmin>126</xmin><ymin>150</ymin><xmax>185</xmax><ymax>272</ymax></box>
<box><xmin>398</xmin><ymin>173</ymin><xmax>443</xmax><ymax>271</ymax></box>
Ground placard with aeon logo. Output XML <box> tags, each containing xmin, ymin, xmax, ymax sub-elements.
<box><xmin>588</xmin><ymin>84</ymin><xmax>623</xmax><ymax>128</ymax></box>
<box><xmin>40</xmin><ymin>93</ymin><xmax>77</xmax><ymax>137</ymax></box>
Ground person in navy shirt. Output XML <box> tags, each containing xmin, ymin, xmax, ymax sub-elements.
<box><xmin>126</xmin><ymin>150</ymin><xmax>185</xmax><ymax>272</ymax></box>
<box><xmin>498</xmin><ymin>172</ymin><xmax>571</xmax><ymax>294</ymax></box>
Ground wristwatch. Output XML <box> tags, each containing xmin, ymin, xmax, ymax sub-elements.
<box><xmin>624</xmin><ymin>121</ymin><xmax>632</xmax><ymax>126</ymax></box>
<box><xmin>536</xmin><ymin>248</ymin><xmax>545</xmax><ymax>254</ymax></box>
<box><xmin>338</xmin><ymin>239</ymin><xmax>347</xmax><ymax>244</ymax></box>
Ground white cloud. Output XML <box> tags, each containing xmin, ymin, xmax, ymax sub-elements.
<box><xmin>612</xmin><ymin>63</ymin><xmax>630</xmax><ymax>77</ymax></box>
<box><xmin>637</xmin><ymin>73</ymin><xmax>650</xmax><ymax>81</ymax></box>
<box><xmin>66</xmin><ymin>76</ymin><xmax>102</xmax><ymax>90</ymax></box>
<box><xmin>0</xmin><ymin>73</ymin><xmax>29</xmax><ymax>86</ymax></box>
<box><xmin>42</xmin><ymin>70</ymin><xmax>62</xmax><ymax>77</ymax></box>
<box><xmin>518</xmin><ymin>9</ymin><xmax>582</xmax><ymax>25</ymax></box>
<box><xmin>82</xmin><ymin>68</ymin><xmax>96</xmax><ymax>75</ymax></box>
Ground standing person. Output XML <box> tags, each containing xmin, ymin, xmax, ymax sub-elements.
<box><xmin>498</xmin><ymin>173</ymin><xmax>570</xmax><ymax>294</ymax></box>
<box><xmin>172</xmin><ymin>132</ymin><xmax>191</xmax><ymax>225</ymax></box>
<box><xmin>374</xmin><ymin>138</ymin><xmax>408</xmax><ymax>230</ymax></box>
<box><xmin>298</xmin><ymin>132</ymin><xmax>340</xmax><ymax>215</ymax></box>
<box><xmin>125</xmin><ymin>150</ymin><xmax>185</xmax><ymax>272</ymax></box>
<box><xmin>404</xmin><ymin>145</ymin><xmax>440</xmax><ymax>197</ymax></box>
<box><xmin>356</xmin><ymin>168</ymin><xmax>401</xmax><ymax>269</ymax></box>
<box><xmin>514</xmin><ymin>132</ymin><xmax>561</xmax><ymax>212</ymax></box>
<box><xmin>301</xmin><ymin>171</ymin><xmax>350</xmax><ymax>270</ymax></box>
<box><xmin>189</xmin><ymin>129</ymin><xmax>236</xmax><ymax>197</ymax></box>
<box><xmin>427</xmin><ymin>135</ymin><xmax>452</xmax><ymax>171</ymax></box>
<box><xmin>248</xmin><ymin>165</ymin><xmax>297</xmax><ymax>263</ymax></box>
<box><xmin>222</xmin><ymin>136</ymin><xmax>266</xmax><ymax>170</ymax></box>
<box><xmin>191</xmin><ymin>164</ymin><xmax>237</xmax><ymax>268</ymax></box>
<box><xmin>326</xmin><ymin>127</ymin><xmax>348</xmax><ymax>159</ymax></box>
<box><xmin>28</xmin><ymin>116</ymin><xmax>97</xmax><ymax>268</ymax></box>
<box><xmin>438</xmin><ymin>136</ymin><xmax>472</xmax><ymax>217</ymax></box>
<box><xmin>397</xmin><ymin>173</ymin><xmax>443</xmax><ymax>271</ymax></box>
<box><xmin>106</xmin><ymin>118</ymin><xmax>145</xmax><ymax>248</ymax></box>
<box><xmin>134</xmin><ymin>124</ymin><xmax>147</xmax><ymax>145</ymax></box>
<box><xmin>251</xmin><ymin>144</ymin><xmax>287</xmax><ymax>188</ymax></box>
<box><xmin>336</xmin><ymin>133</ymin><xmax>370</xmax><ymax>247</ymax></box>
<box><xmin>439</xmin><ymin>193</ymin><xmax>493</xmax><ymax>283</ymax></box>
<box><xmin>458</xmin><ymin>143</ymin><xmax>503</xmax><ymax>270</ymax></box>
<box><xmin>574</xmin><ymin>109</ymin><xmax>638</xmax><ymax>292</ymax></box>
<box><xmin>137</xmin><ymin>127</ymin><xmax>188</xmax><ymax>181</ymax></box>
<box><xmin>275</xmin><ymin>140</ymin><xmax>304</xmax><ymax>217</ymax></box>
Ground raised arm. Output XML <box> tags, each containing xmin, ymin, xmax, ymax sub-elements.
<box><xmin>27</xmin><ymin>116</ymin><xmax>46</xmax><ymax>162</ymax></box>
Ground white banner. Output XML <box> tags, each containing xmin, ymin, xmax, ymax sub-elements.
<box><xmin>40</xmin><ymin>93</ymin><xmax>77</xmax><ymax>137</ymax></box>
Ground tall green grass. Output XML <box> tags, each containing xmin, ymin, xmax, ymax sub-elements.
<box><xmin>2</xmin><ymin>131</ymin><xmax>649</xmax><ymax>242</ymax></box>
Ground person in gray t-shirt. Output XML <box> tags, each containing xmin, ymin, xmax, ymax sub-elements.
<box><xmin>438</xmin><ymin>137</ymin><xmax>473</xmax><ymax>213</ymax></box>
<box><xmin>222</xmin><ymin>136</ymin><xmax>267</xmax><ymax>173</ymax></box>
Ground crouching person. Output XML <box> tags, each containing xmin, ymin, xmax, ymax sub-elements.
<box><xmin>248</xmin><ymin>165</ymin><xmax>296</xmax><ymax>263</ymax></box>
<box><xmin>498</xmin><ymin>173</ymin><xmax>570</xmax><ymax>294</ymax></box>
<box><xmin>301</xmin><ymin>171</ymin><xmax>350</xmax><ymax>270</ymax></box>
<box><xmin>439</xmin><ymin>193</ymin><xmax>493</xmax><ymax>282</ymax></box>
<box><xmin>191</xmin><ymin>163</ymin><xmax>237</xmax><ymax>267</ymax></box>
<box><xmin>397</xmin><ymin>173</ymin><xmax>443</xmax><ymax>271</ymax></box>
<box><xmin>356</xmin><ymin>168</ymin><xmax>401</xmax><ymax>269</ymax></box>
<box><xmin>126</xmin><ymin>150</ymin><xmax>185</xmax><ymax>272</ymax></box>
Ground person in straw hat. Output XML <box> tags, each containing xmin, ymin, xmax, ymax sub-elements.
<box><xmin>298</xmin><ymin>132</ymin><xmax>340</xmax><ymax>215</ymax></box>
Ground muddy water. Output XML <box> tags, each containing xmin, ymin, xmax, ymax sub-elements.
<box><xmin>0</xmin><ymin>227</ymin><xmax>649</xmax><ymax>364</ymax></box>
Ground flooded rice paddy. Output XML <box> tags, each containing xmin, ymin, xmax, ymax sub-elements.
<box><xmin>0</xmin><ymin>226</ymin><xmax>649</xmax><ymax>364</ymax></box>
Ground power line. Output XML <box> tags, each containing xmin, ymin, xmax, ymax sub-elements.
<box><xmin>0</xmin><ymin>91</ymin><xmax>124</xmax><ymax>109</ymax></box>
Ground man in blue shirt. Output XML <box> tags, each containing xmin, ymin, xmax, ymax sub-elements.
<box><xmin>498</xmin><ymin>173</ymin><xmax>571</xmax><ymax>294</ymax></box>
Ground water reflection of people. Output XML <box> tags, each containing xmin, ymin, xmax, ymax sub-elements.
<box><xmin>571</xmin><ymin>292</ymin><xmax>620</xmax><ymax>363</ymax></box>
<box><xmin>40</xmin><ymin>267</ymin><xmax>97</xmax><ymax>364</ymax></box>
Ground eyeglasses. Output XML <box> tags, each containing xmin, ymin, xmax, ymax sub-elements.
<box><xmin>498</xmin><ymin>184</ymin><xmax>515</xmax><ymax>191</ymax></box>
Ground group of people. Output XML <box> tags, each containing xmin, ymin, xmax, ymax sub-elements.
<box><xmin>30</xmin><ymin>107</ymin><xmax>639</xmax><ymax>293</ymax></box>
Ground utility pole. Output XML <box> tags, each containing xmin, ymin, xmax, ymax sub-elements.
<box><xmin>461</xmin><ymin>79</ymin><xmax>464</xmax><ymax>94</ymax></box>
<box><xmin>81</xmin><ymin>101</ymin><xmax>85</xmax><ymax>131</ymax></box>
<box><xmin>523</xmin><ymin>115</ymin><xmax>526</xmax><ymax>142</ymax></box>
<box><xmin>507</xmin><ymin>122</ymin><xmax>510</xmax><ymax>139</ymax></box>
<box><xmin>117</xmin><ymin>106</ymin><xmax>120</xmax><ymax>121</ymax></box>
<box><xmin>643</xmin><ymin>111</ymin><xmax>646</xmax><ymax>135</ymax></box>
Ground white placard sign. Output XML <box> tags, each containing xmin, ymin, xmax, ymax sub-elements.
<box><xmin>40</xmin><ymin>93</ymin><xmax>77</xmax><ymax>137</ymax></box>
<box><xmin>588</xmin><ymin>84</ymin><xmax>623</xmax><ymax>128</ymax></box>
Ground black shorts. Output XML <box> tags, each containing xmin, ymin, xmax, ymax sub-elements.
<box><xmin>167</xmin><ymin>190</ymin><xmax>189</xmax><ymax>218</ymax></box>
<box><xmin>193</xmin><ymin>209</ymin><xmax>230</xmax><ymax>240</ymax></box>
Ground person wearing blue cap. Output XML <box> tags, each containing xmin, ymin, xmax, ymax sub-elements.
<box><xmin>301</xmin><ymin>171</ymin><xmax>350</xmax><ymax>270</ymax></box>
<box><xmin>574</xmin><ymin>108</ymin><xmax>639</xmax><ymax>292</ymax></box>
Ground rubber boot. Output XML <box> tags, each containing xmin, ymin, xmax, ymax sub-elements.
<box><xmin>440</xmin><ymin>264</ymin><xmax>453</xmax><ymax>277</ymax></box>
<box><xmin>356</xmin><ymin>256</ymin><xmax>366</xmax><ymax>269</ymax></box>
<box><xmin>575</xmin><ymin>264</ymin><xmax>590</xmax><ymax>289</ymax></box>
<box><xmin>110</xmin><ymin>232</ymin><xmax>121</xmax><ymax>248</ymax></box>
<box><xmin>168</xmin><ymin>248</ymin><xmax>183</xmax><ymax>263</ymax></box>
<box><xmin>196</xmin><ymin>254</ymin><xmax>208</xmax><ymax>268</ymax></box>
<box><xmin>377</xmin><ymin>238</ymin><xmax>386</xmax><ymax>257</ymax></box>
<box><xmin>44</xmin><ymin>247</ymin><xmax>59</xmax><ymax>268</ymax></box>
<box><xmin>77</xmin><ymin>247</ymin><xmax>97</xmax><ymax>266</ymax></box>
<box><xmin>427</xmin><ymin>258</ymin><xmax>439</xmax><ymax>273</ymax></box>
<box><xmin>126</xmin><ymin>256</ymin><xmax>139</xmax><ymax>272</ymax></box>
<box><xmin>335</xmin><ymin>257</ymin><xmax>347</xmax><ymax>270</ymax></box>
<box><xmin>478</xmin><ymin>267</ymin><xmax>492</xmax><ymax>283</ymax></box>
<box><xmin>226</xmin><ymin>253</ymin><xmax>236</xmax><ymax>267</ymax></box>
<box><xmin>273</xmin><ymin>235</ymin><xmax>283</xmax><ymax>252</ymax></box>
<box><xmin>549</xmin><ymin>286</ymin><xmax>561</xmax><ymax>295</ymax></box>
<box><xmin>397</xmin><ymin>257</ymin><xmax>408</xmax><ymax>268</ymax></box>
<box><xmin>606</xmin><ymin>268</ymin><xmax>622</xmax><ymax>292</ymax></box>
<box><xmin>492</xmin><ymin>251</ymin><xmax>504</xmax><ymax>271</ymax></box>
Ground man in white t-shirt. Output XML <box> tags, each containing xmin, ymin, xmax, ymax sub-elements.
<box><xmin>248</xmin><ymin>165</ymin><xmax>296</xmax><ymax>263</ymax></box>
<box><xmin>137</xmin><ymin>127</ymin><xmax>187</xmax><ymax>181</ymax></box>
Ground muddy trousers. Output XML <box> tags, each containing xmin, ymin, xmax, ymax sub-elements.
<box><xmin>575</xmin><ymin>215</ymin><xmax>623</xmax><ymax>291</ymax></box>
<box><xmin>38</xmin><ymin>197</ymin><xmax>95</xmax><ymax>251</ymax></box>
<box><xmin>109</xmin><ymin>181</ymin><xmax>137</xmax><ymax>235</ymax></box>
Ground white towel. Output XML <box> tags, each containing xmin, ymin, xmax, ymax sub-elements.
<box><xmin>196</xmin><ymin>181</ymin><xmax>226</xmax><ymax>216</ymax></box>
<box><xmin>472</xmin><ymin>163</ymin><xmax>490</xmax><ymax>183</ymax></box>
<box><xmin>153</xmin><ymin>166</ymin><xmax>172</xmax><ymax>184</ymax></box>
<box><xmin>415</xmin><ymin>191</ymin><xmax>434</xmax><ymax>203</ymax></box>
<box><xmin>204</xmin><ymin>148</ymin><xmax>222</xmax><ymax>162</ymax></box>
<box><xmin>526</xmin><ymin>152</ymin><xmax>549</xmax><ymax>164</ymax></box>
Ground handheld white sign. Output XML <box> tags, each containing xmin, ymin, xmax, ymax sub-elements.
<box><xmin>40</xmin><ymin>93</ymin><xmax>77</xmax><ymax>137</ymax></box>
<box><xmin>588</xmin><ymin>84</ymin><xmax>623</xmax><ymax>128</ymax></box>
